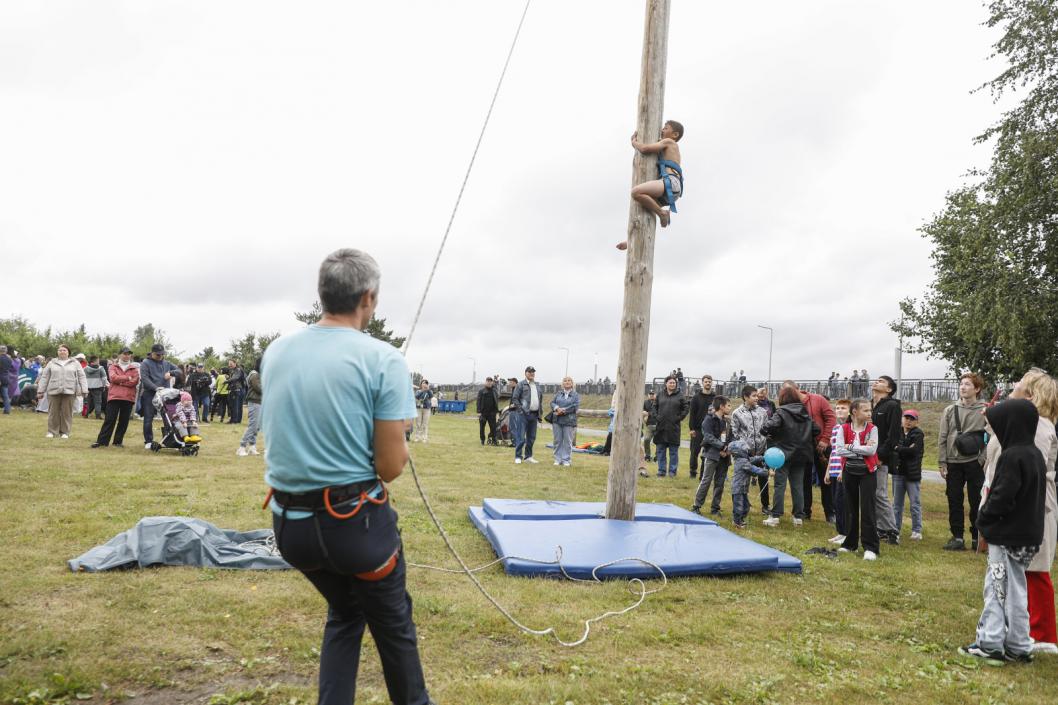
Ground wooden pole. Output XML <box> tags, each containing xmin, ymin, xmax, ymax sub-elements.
<box><xmin>605</xmin><ymin>0</ymin><xmax>670</xmax><ymax>521</ymax></box>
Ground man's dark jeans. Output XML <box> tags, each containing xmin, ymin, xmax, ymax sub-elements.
<box><xmin>194</xmin><ymin>393</ymin><xmax>211</xmax><ymax>423</ymax></box>
<box><xmin>479</xmin><ymin>411</ymin><xmax>497</xmax><ymax>444</ymax></box>
<box><xmin>689</xmin><ymin>432</ymin><xmax>705</xmax><ymax>474</ymax></box>
<box><xmin>946</xmin><ymin>460</ymin><xmax>984</xmax><ymax>541</ymax></box>
<box><xmin>273</xmin><ymin>501</ymin><xmax>431</xmax><ymax>705</ymax></box>
<box><xmin>514</xmin><ymin>411</ymin><xmax>538</xmax><ymax>459</ymax></box>
<box><xmin>228</xmin><ymin>389</ymin><xmax>244</xmax><ymax>423</ymax></box>
<box><xmin>140</xmin><ymin>392</ymin><xmax>158</xmax><ymax>443</ymax></box>
<box><xmin>803</xmin><ymin>447</ymin><xmax>834</xmax><ymax>520</ymax></box>
<box><xmin>85</xmin><ymin>388</ymin><xmax>104</xmax><ymax>418</ymax></box>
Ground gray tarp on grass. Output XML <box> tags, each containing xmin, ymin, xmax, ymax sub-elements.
<box><xmin>68</xmin><ymin>516</ymin><xmax>291</xmax><ymax>572</ymax></box>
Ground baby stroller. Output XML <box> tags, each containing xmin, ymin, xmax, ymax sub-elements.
<box><xmin>495</xmin><ymin>406</ymin><xmax>514</xmax><ymax>447</ymax></box>
<box><xmin>150</xmin><ymin>388</ymin><xmax>201</xmax><ymax>456</ymax></box>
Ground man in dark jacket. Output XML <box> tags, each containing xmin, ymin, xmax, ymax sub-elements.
<box><xmin>188</xmin><ymin>363</ymin><xmax>213</xmax><ymax>424</ymax></box>
<box><xmin>687</xmin><ymin>375</ymin><xmax>715</xmax><ymax>478</ymax></box>
<box><xmin>476</xmin><ymin>377</ymin><xmax>501</xmax><ymax>445</ymax></box>
<box><xmin>652</xmin><ymin>376</ymin><xmax>690</xmax><ymax>477</ymax></box>
<box><xmin>871</xmin><ymin>375</ymin><xmax>902</xmax><ymax>544</ymax></box>
<box><xmin>139</xmin><ymin>343</ymin><xmax>179</xmax><ymax>449</ymax></box>
<box><xmin>226</xmin><ymin>360</ymin><xmax>246</xmax><ymax>423</ymax></box>
<box><xmin>960</xmin><ymin>399</ymin><xmax>1046</xmax><ymax>664</ymax></box>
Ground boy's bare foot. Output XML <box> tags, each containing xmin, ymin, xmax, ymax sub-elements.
<box><xmin>616</xmin><ymin>241</ymin><xmax>628</xmax><ymax>251</ymax></box>
<box><xmin>659</xmin><ymin>210</ymin><xmax>670</xmax><ymax>228</ymax></box>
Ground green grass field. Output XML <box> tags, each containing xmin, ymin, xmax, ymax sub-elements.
<box><xmin>1</xmin><ymin>409</ymin><xmax>1055</xmax><ymax>705</ymax></box>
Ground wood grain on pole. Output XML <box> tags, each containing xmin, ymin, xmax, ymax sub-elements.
<box><xmin>605</xmin><ymin>0</ymin><xmax>670</xmax><ymax>521</ymax></box>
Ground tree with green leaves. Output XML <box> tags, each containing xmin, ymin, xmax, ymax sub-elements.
<box><xmin>130</xmin><ymin>323</ymin><xmax>178</xmax><ymax>360</ymax></box>
<box><xmin>224</xmin><ymin>332</ymin><xmax>280</xmax><ymax>370</ymax></box>
<box><xmin>894</xmin><ymin>0</ymin><xmax>1058</xmax><ymax>381</ymax></box>
<box><xmin>294</xmin><ymin>302</ymin><xmax>405</xmax><ymax>349</ymax></box>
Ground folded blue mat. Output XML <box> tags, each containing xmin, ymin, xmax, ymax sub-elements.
<box><xmin>481</xmin><ymin>498</ymin><xmax>716</xmax><ymax>525</ymax></box>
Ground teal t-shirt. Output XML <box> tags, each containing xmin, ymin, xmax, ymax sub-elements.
<box><xmin>262</xmin><ymin>324</ymin><xmax>415</xmax><ymax>515</ymax></box>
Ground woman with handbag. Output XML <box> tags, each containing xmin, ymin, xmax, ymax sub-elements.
<box><xmin>549</xmin><ymin>376</ymin><xmax>579</xmax><ymax>466</ymax></box>
<box><xmin>938</xmin><ymin>372</ymin><xmax>989</xmax><ymax>551</ymax></box>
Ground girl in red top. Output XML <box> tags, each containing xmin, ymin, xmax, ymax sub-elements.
<box><xmin>834</xmin><ymin>399</ymin><xmax>881</xmax><ymax>560</ymax></box>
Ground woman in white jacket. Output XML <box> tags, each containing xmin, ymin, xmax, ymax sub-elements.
<box><xmin>35</xmin><ymin>344</ymin><xmax>88</xmax><ymax>438</ymax></box>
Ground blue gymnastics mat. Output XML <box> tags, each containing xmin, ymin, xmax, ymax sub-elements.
<box><xmin>467</xmin><ymin>500</ymin><xmax>801</xmax><ymax>578</ymax></box>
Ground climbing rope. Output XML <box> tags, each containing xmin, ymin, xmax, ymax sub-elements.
<box><xmin>396</xmin><ymin>0</ymin><xmax>667</xmax><ymax>646</ymax></box>
<box><xmin>402</xmin><ymin>0</ymin><xmax>532</xmax><ymax>356</ymax></box>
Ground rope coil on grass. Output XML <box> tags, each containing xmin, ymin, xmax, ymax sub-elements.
<box><xmin>405</xmin><ymin>455</ymin><xmax>668</xmax><ymax>647</ymax></box>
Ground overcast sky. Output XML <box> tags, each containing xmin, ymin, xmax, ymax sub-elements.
<box><xmin>1</xmin><ymin>1</ymin><xmax>1008</xmax><ymax>383</ymax></box>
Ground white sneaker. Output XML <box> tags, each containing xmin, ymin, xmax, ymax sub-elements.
<box><xmin>525</xmin><ymin>457</ymin><xmax>539</xmax><ymax>464</ymax></box>
<box><xmin>248</xmin><ymin>446</ymin><xmax>259</xmax><ymax>456</ymax></box>
<box><xmin>45</xmin><ymin>432</ymin><xmax>54</xmax><ymax>438</ymax></box>
<box><xmin>792</xmin><ymin>518</ymin><xmax>803</xmax><ymax>527</ymax></box>
<box><xmin>554</xmin><ymin>461</ymin><xmax>561</xmax><ymax>466</ymax></box>
<box><xmin>910</xmin><ymin>531</ymin><xmax>923</xmax><ymax>540</ymax></box>
<box><xmin>562</xmin><ymin>462</ymin><xmax>571</xmax><ymax>467</ymax></box>
<box><xmin>60</xmin><ymin>433</ymin><xmax>69</xmax><ymax>439</ymax></box>
<box><xmin>1031</xmin><ymin>641</ymin><xmax>1058</xmax><ymax>655</ymax></box>
<box><xmin>863</xmin><ymin>550</ymin><xmax>878</xmax><ymax>561</ymax></box>
<box><xmin>828</xmin><ymin>534</ymin><xmax>846</xmax><ymax>545</ymax></box>
<box><xmin>514</xmin><ymin>458</ymin><xmax>522</xmax><ymax>464</ymax></box>
<box><xmin>145</xmin><ymin>442</ymin><xmax>153</xmax><ymax>450</ymax></box>
<box><xmin>837</xmin><ymin>547</ymin><xmax>851</xmax><ymax>553</ymax></box>
<box><xmin>236</xmin><ymin>446</ymin><xmax>248</xmax><ymax>457</ymax></box>
<box><xmin>763</xmin><ymin>517</ymin><xmax>780</xmax><ymax>527</ymax></box>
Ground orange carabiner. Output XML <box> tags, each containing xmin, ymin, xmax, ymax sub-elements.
<box><xmin>324</xmin><ymin>487</ymin><xmax>366</xmax><ymax>520</ymax></box>
<box><xmin>261</xmin><ymin>487</ymin><xmax>275</xmax><ymax>511</ymax></box>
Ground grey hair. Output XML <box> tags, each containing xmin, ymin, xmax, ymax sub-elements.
<box><xmin>318</xmin><ymin>249</ymin><xmax>381</xmax><ymax>315</ymax></box>
<box><xmin>0</xmin><ymin>345</ymin><xmax>7</xmax><ymax>354</ymax></box>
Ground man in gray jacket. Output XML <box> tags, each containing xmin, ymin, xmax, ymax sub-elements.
<box><xmin>510</xmin><ymin>366</ymin><xmax>542</xmax><ymax>464</ymax></box>
<box><xmin>139</xmin><ymin>343</ymin><xmax>179</xmax><ymax>449</ymax></box>
<box><xmin>939</xmin><ymin>372</ymin><xmax>989</xmax><ymax>551</ymax></box>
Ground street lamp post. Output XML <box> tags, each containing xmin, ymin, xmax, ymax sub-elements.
<box><xmin>558</xmin><ymin>347</ymin><xmax>570</xmax><ymax>378</ymax></box>
<box><xmin>757</xmin><ymin>325</ymin><xmax>773</xmax><ymax>384</ymax></box>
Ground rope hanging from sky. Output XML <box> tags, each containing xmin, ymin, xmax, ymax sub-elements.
<box><xmin>401</xmin><ymin>0</ymin><xmax>532</xmax><ymax>356</ymax></box>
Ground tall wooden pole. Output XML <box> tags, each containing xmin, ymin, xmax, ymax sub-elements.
<box><xmin>605</xmin><ymin>0</ymin><xmax>670</xmax><ymax>521</ymax></box>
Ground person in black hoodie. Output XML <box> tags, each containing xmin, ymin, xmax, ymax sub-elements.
<box><xmin>687</xmin><ymin>375</ymin><xmax>715</xmax><ymax>478</ymax></box>
<box><xmin>960</xmin><ymin>399</ymin><xmax>1046</xmax><ymax>664</ymax></box>
<box><xmin>761</xmin><ymin>386</ymin><xmax>819</xmax><ymax>527</ymax></box>
<box><xmin>892</xmin><ymin>410</ymin><xmax>925</xmax><ymax>540</ymax></box>
<box><xmin>870</xmin><ymin>375</ymin><xmax>902</xmax><ymax>544</ymax></box>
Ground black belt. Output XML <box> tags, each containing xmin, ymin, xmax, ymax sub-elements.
<box><xmin>272</xmin><ymin>480</ymin><xmax>380</xmax><ymax>512</ymax></box>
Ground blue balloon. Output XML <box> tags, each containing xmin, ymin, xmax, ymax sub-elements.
<box><xmin>764</xmin><ymin>447</ymin><xmax>786</xmax><ymax>469</ymax></box>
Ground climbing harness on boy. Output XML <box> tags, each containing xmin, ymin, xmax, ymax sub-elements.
<box><xmin>658</xmin><ymin>158</ymin><xmax>683</xmax><ymax>213</ymax></box>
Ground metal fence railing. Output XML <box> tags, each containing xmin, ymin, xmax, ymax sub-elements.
<box><xmin>432</xmin><ymin>378</ymin><xmax>996</xmax><ymax>405</ymax></box>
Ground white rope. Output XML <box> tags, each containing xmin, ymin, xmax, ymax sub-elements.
<box><xmin>405</xmin><ymin>455</ymin><xmax>667</xmax><ymax>648</ymax></box>
<box><xmin>401</xmin><ymin>0</ymin><xmax>532</xmax><ymax>356</ymax></box>
<box><xmin>395</xmin><ymin>1</ymin><xmax>666</xmax><ymax>646</ymax></box>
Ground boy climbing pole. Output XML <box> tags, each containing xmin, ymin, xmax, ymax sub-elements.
<box><xmin>617</xmin><ymin>119</ymin><xmax>683</xmax><ymax>251</ymax></box>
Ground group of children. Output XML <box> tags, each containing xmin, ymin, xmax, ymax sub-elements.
<box><xmin>824</xmin><ymin>399</ymin><xmax>924</xmax><ymax>560</ymax></box>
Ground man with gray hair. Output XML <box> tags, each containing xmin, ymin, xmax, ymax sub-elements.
<box><xmin>262</xmin><ymin>249</ymin><xmax>433</xmax><ymax>705</ymax></box>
